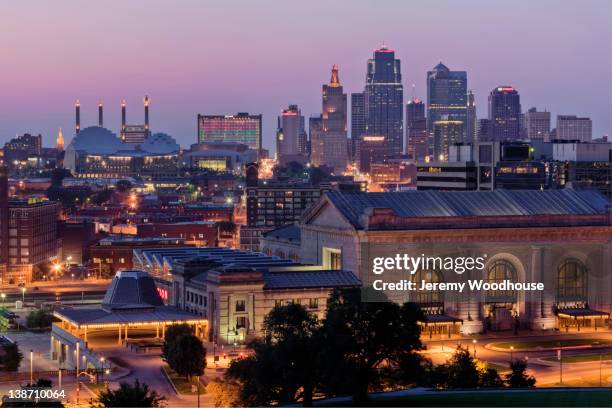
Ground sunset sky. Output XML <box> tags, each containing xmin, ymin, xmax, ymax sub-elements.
<box><xmin>1</xmin><ymin>0</ymin><xmax>610</xmax><ymax>151</ymax></box>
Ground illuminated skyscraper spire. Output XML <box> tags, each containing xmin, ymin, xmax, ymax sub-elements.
<box><xmin>330</xmin><ymin>64</ymin><xmax>340</xmax><ymax>87</ymax></box>
<box><xmin>56</xmin><ymin>128</ymin><xmax>64</xmax><ymax>151</ymax></box>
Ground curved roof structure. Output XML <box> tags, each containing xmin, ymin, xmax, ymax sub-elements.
<box><xmin>68</xmin><ymin>126</ymin><xmax>125</xmax><ymax>154</ymax></box>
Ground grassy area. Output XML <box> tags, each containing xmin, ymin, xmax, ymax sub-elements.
<box><xmin>542</xmin><ymin>352</ymin><xmax>612</xmax><ymax>364</ymax></box>
<box><xmin>492</xmin><ymin>338</ymin><xmax>612</xmax><ymax>350</ymax></box>
<box><xmin>319</xmin><ymin>390</ymin><xmax>612</xmax><ymax>407</ymax></box>
<box><xmin>162</xmin><ymin>365</ymin><xmax>206</xmax><ymax>395</ymax></box>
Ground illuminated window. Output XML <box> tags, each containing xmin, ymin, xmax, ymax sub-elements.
<box><xmin>412</xmin><ymin>269</ymin><xmax>443</xmax><ymax>308</ymax></box>
<box><xmin>486</xmin><ymin>260</ymin><xmax>517</xmax><ymax>302</ymax></box>
<box><xmin>323</xmin><ymin>247</ymin><xmax>342</xmax><ymax>270</ymax></box>
<box><xmin>557</xmin><ymin>259</ymin><xmax>587</xmax><ymax>302</ymax></box>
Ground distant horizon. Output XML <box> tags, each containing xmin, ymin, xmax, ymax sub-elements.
<box><xmin>1</xmin><ymin>0</ymin><xmax>610</xmax><ymax>152</ymax></box>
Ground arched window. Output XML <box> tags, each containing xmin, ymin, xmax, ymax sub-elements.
<box><xmin>557</xmin><ymin>259</ymin><xmax>587</xmax><ymax>302</ymax></box>
<box><xmin>486</xmin><ymin>260</ymin><xmax>517</xmax><ymax>303</ymax></box>
<box><xmin>412</xmin><ymin>269</ymin><xmax>443</xmax><ymax>308</ymax></box>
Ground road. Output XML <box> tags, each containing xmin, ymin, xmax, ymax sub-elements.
<box><xmin>422</xmin><ymin>331</ymin><xmax>612</xmax><ymax>386</ymax></box>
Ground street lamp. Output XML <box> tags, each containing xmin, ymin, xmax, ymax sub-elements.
<box><xmin>29</xmin><ymin>350</ymin><xmax>33</xmax><ymax>384</ymax></box>
<box><xmin>472</xmin><ymin>339</ymin><xmax>477</xmax><ymax>358</ymax></box>
<box><xmin>510</xmin><ymin>346</ymin><xmax>514</xmax><ymax>364</ymax></box>
<box><xmin>99</xmin><ymin>357</ymin><xmax>105</xmax><ymax>382</ymax></box>
<box><xmin>21</xmin><ymin>287</ymin><xmax>26</xmax><ymax>303</ymax></box>
<box><xmin>1</xmin><ymin>293</ymin><xmax>5</xmax><ymax>307</ymax></box>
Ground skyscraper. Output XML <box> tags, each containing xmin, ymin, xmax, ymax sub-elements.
<box><xmin>556</xmin><ymin>115</ymin><xmax>592</xmax><ymax>142</ymax></box>
<box><xmin>466</xmin><ymin>90</ymin><xmax>477</xmax><ymax>144</ymax></box>
<box><xmin>197</xmin><ymin>113</ymin><xmax>262</xmax><ymax>151</ymax></box>
<box><xmin>525</xmin><ymin>107</ymin><xmax>551</xmax><ymax>141</ymax></box>
<box><xmin>310</xmin><ymin>65</ymin><xmax>348</xmax><ymax>173</ymax></box>
<box><xmin>350</xmin><ymin>92</ymin><xmax>366</xmax><ymax>161</ymax></box>
<box><xmin>426</xmin><ymin>62</ymin><xmax>467</xmax><ymax>148</ymax></box>
<box><xmin>364</xmin><ymin>47</ymin><xmax>403</xmax><ymax>156</ymax></box>
<box><xmin>276</xmin><ymin>104</ymin><xmax>308</xmax><ymax>165</ymax></box>
<box><xmin>405</xmin><ymin>98</ymin><xmax>428</xmax><ymax>160</ymax></box>
<box><xmin>488</xmin><ymin>86</ymin><xmax>521</xmax><ymax>141</ymax></box>
<box><xmin>433</xmin><ymin>120</ymin><xmax>464</xmax><ymax>161</ymax></box>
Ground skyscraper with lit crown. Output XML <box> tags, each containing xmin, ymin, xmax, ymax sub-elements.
<box><xmin>364</xmin><ymin>47</ymin><xmax>403</xmax><ymax>156</ymax></box>
<box><xmin>426</xmin><ymin>62</ymin><xmax>467</xmax><ymax>147</ymax></box>
<box><xmin>310</xmin><ymin>65</ymin><xmax>348</xmax><ymax>173</ymax></box>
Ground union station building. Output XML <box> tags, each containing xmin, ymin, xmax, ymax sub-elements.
<box><xmin>260</xmin><ymin>189</ymin><xmax>611</xmax><ymax>336</ymax></box>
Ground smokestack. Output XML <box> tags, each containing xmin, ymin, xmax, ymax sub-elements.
<box><xmin>98</xmin><ymin>101</ymin><xmax>104</xmax><ymax>127</ymax></box>
<box><xmin>75</xmin><ymin>100</ymin><xmax>80</xmax><ymax>134</ymax></box>
<box><xmin>121</xmin><ymin>100</ymin><xmax>127</xmax><ymax>131</ymax></box>
<box><xmin>143</xmin><ymin>96</ymin><xmax>150</xmax><ymax>133</ymax></box>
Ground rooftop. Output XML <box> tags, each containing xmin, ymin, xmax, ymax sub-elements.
<box><xmin>263</xmin><ymin>270</ymin><xmax>360</xmax><ymax>290</ymax></box>
<box><xmin>322</xmin><ymin>189</ymin><xmax>611</xmax><ymax>230</ymax></box>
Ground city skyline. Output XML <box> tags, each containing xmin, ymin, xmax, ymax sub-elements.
<box><xmin>1</xmin><ymin>1</ymin><xmax>611</xmax><ymax>151</ymax></box>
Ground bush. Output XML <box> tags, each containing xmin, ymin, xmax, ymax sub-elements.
<box><xmin>505</xmin><ymin>359</ymin><xmax>536</xmax><ymax>388</ymax></box>
<box><xmin>0</xmin><ymin>342</ymin><xmax>23</xmax><ymax>372</ymax></box>
<box><xmin>26</xmin><ymin>310</ymin><xmax>53</xmax><ymax>329</ymax></box>
<box><xmin>96</xmin><ymin>379</ymin><xmax>165</xmax><ymax>407</ymax></box>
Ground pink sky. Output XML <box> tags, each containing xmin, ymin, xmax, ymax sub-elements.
<box><xmin>0</xmin><ymin>0</ymin><xmax>610</xmax><ymax>151</ymax></box>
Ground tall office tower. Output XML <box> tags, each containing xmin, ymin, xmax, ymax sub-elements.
<box><xmin>276</xmin><ymin>104</ymin><xmax>308</xmax><ymax>165</ymax></box>
<box><xmin>350</xmin><ymin>92</ymin><xmax>366</xmax><ymax>161</ymax></box>
<box><xmin>466</xmin><ymin>90</ymin><xmax>477</xmax><ymax>143</ymax></box>
<box><xmin>426</xmin><ymin>62</ymin><xmax>467</xmax><ymax>149</ymax></box>
<box><xmin>351</xmin><ymin>92</ymin><xmax>366</xmax><ymax>140</ymax></box>
<box><xmin>556</xmin><ymin>115</ymin><xmax>592</xmax><ymax>142</ymax></box>
<box><xmin>405</xmin><ymin>98</ymin><xmax>428</xmax><ymax>160</ymax></box>
<box><xmin>311</xmin><ymin>65</ymin><xmax>348</xmax><ymax>173</ymax></box>
<box><xmin>309</xmin><ymin>115</ymin><xmax>323</xmax><ymax>161</ymax></box>
<box><xmin>364</xmin><ymin>47</ymin><xmax>403</xmax><ymax>156</ymax></box>
<box><xmin>75</xmin><ymin>100</ymin><xmax>81</xmax><ymax>134</ymax></box>
<box><xmin>477</xmin><ymin>119</ymin><xmax>492</xmax><ymax>141</ymax></box>
<box><xmin>433</xmin><ymin>119</ymin><xmax>464</xmax><ymax>161</ymax></box>
<box><xmin>488</xmin><ymin>86</ymin><xmax>521</xmax><ymax>141</ymax></box>
<box><xmin>525</xmin><ymin>107</ymin><xmax>551</xmax><ymax>141</ymax></box>
<box><xmin>197</xmin><ymin>113</ymin><xmax>262</xmax><ymax>151</ymax></box>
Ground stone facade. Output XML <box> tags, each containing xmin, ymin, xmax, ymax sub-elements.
<box><xmin>261</xmin><ymin>192</ymin><xmax>612</xmax><ymax>335</ymax></box>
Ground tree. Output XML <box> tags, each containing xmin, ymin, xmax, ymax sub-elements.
<box><xmin>26</xmin><ymin>310</ymin><xmax>53</xmax><ymax>329</ymax></box>
<box><xmin>225</xmin><ymin>304</ymin><xmax>322</xmax><ymax>406</ymax></box>
<box><xmin>206</xmin><ymin>378</ymin><xmax>241</xmax><ymax>408</ymax></box>
<box><xmin>320</xmin><ymin>288</ymin><xmax>424</xmax><ymax>404</ymax></box>
<box><xmin>0</xmin><ymin>342</ymin><xmax>23</xmax><ymax>372</ymax></box>
<box><xmin>96</xmin><ymin>379</ymin><xmax>165</xmax><ymax>407</ymax></box>
<box><xmin>165</xmin><ymin>334</ymin><xmax>206</xmax><ymax>380</ymax></box>
<box><xmin>479</xmin><ymin>367</ymin><xmax>504</xmax><ymax>388</ymax></box>
<box><xmin>161</xmin><ymin>323</ymin><xmax>193</xmax><ymax>362</ymax></box>
<box><xmin>443</xmin><ymin>346</ymin><xmax>480</xmax><ymax>389</ymax></box>
<box><xmin>505</xmin><ymin>359</ymin><xmax>536</xmax><ymax>388</ymax></box>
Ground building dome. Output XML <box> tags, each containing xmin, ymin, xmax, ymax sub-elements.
<box><xmin>101</xmin><ymin>270</ymin><xmax>164</xmax><ymax>311</ymax></box>
<box><xmin>69</xmin><ymin>126</ymin><xmax>127</xmax><ymax>154</ymax></box>
<box><xmin>141</xmin><ymin>132</ymin><xmax>180</xmax><ymax>154</ymax></box>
